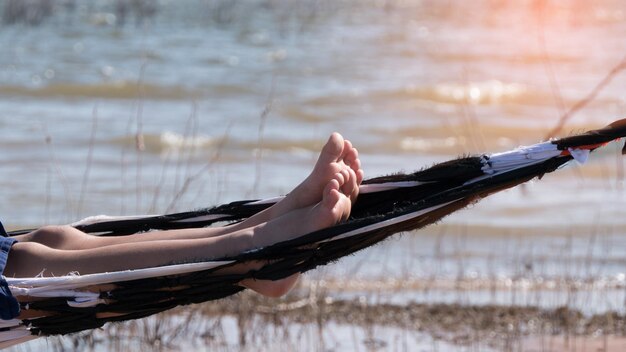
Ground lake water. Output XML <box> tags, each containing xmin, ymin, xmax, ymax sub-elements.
<box><xmin>2</xmin><ymin>0</ymin><xmax>626</xmax><ymax>342</ymax></box>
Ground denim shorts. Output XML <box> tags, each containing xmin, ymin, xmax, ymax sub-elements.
<box><xmin>0</xmin><ymin>221</ymin><xmax>19</xmax><ymax>320</ymax></box>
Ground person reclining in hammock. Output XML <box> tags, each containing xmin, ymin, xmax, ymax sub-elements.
<box><xmin>0</xmin><ymin>133</ymin><xmax>363</xmax><ymax>306</ymax></box>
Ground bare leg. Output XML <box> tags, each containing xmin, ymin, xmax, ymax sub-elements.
<box><xmin>4</xmin><ymin>172</ymin><xmax>353</xmax><ymax>279</ymax></box>
<box><xmin>8</xmin><ymin>134</ymin><xmax>361</xmax><ymax>297</ymax></box>
<box><xmin>14</xmin><ymin>133</ymin><xmax>363</xmax><ymax>250</ymax></box>
<box><xmin>238</xmin><ymin>167</ymin><xmax>357</xmax><ymax>296</ymax></box>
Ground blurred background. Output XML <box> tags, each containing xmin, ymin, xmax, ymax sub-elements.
<box><xmin>2</xmin><ymin>0</ymin><xmax>626</xmax><ymax>350</ymax></box>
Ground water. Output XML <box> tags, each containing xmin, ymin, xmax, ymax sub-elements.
<box><xmin>2</xmin><ymin>0</ymin><xmax>626</xmax><ymax>345</ymax></box>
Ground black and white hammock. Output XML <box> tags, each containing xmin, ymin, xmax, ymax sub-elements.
<box><xmin>3</xmin><ymin>119</ymin><xmax>626</xmax><ymax>347</ymax></box>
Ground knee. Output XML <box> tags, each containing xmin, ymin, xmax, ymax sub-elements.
<box><xmin>26</xmin><ymin>225</ymin><xmax>81</xmax><ymax>248</ymax></box>
<box><xmin>5</xmin><ymin>241</ymin><xmax>59</xmax><ymax>277</ymax></box>
<box><xmin>29</xmin><ymin>225</ymin><xmax>73</xmax><ymax>239</ymax></box>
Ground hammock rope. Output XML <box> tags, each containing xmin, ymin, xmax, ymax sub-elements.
<box><xmin>3</xmin><ymin>118</ymin><xmax>626</xmax><ymax>346</ymax></box>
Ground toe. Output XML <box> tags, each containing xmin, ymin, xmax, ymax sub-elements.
<box><xmin>326</xmin><ymin>177</ymin><xmax>341</xmax><ymax>195</ymax></box>
<box><xmin>340</xmin><ymin>168</ymin><xmax>350</xmax><ymax>185</ymax></box>
<box><xmin>322</xmin><ymin>179</ymin><xmax>341</xmax><ymax>209</ymax></box>
<box><xmin>339</xmin><ymin>195</ymin><xmax>352</xmax><ymax>222</ymax></box>
<box><xmin>318</xmin><ymin>133</ymin><xmax>345</xmax><ymax>164</ymax></box>
<box><xmin>346</xmin><ymin>168</ymin><xmax>359</xmax><ymax>202</ymax></box>
<box><xmin>349</xmin><ymin>157</ymin><xmax>362</xmax><ymax>182</ymax></box>
<box><xmin>340</xmin><ymin>169</ymin><xmax>353</xmax><ymax>196</ymax></box>
<box><xmin>356</xmin><ymin>168</ymin><xmax>364</xmax><ymax>185</ymax></box>
<box><xmin>334</xmin><ymin>170</ymin><xmax>346</xmax><ymax>186</ymax></box>
<box><xmin>339</xmin><ymin>139</ymin><xmax>353</xmax><ymax>162</ymax></box>
<box><xmin>344</xmin><ymin>146</ymin><xmax>359</xmax><ymax>167</ymax></box>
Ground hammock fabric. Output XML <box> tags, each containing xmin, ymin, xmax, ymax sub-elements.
<box><xmin>3</xmin><ymin>119</ymin><xmax>626</xmax><ymax>347</ymax></box>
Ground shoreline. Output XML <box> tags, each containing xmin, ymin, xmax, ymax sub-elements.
<box><xmin>32</xmin><ymin>289</ymin><xmax>626</xmax><ymax>351</ymax></box>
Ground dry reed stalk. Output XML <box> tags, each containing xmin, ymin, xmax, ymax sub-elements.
<box><xmin>250</xmin><ymin>80</ymin><xmax>275</xmax><ymax>198</ymax></box>
<box><xmin>545</xmin><ymin>55</ymin><xmax>626</xmax><ymax>139</ymax></box>
<box><xmin>164</xmin><ymin>122</ymin><xmax>231</xmax><ymax>213</ymax></box>
<box><xmin>42</xmin><ymin>124</ymin><xmax>74</xmax><ymax>223</ymax></box>
<box><xmin>77</xmin><ymin>105</ymin><xmax>98</xmax><ymax>219</ymax></box>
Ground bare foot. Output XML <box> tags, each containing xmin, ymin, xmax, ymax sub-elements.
<box><xmin>232</xmin><ymin>133</ymin><xmax>362</xmax><ymax>230</ymax></box>
<box><xmin>251</xmin><ymin>170</ymin><xmax>353</xmax><ymax>248</ymax></box>
<box><xmin>264</xmin><ymin>133</ymin><xmax>362</xmax><ymax>220</ymax></box>
<box><xmin>292</xmin><ymin>132</ymin><xmax>363</xmax><ymax>204</ymax></box>
<box><xmin>239</xmin><ymin>171</ymin><xmax>354</xmax><ymax>297</ymax></box>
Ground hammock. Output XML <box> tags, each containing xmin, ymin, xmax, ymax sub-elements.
<box><xmin>3</xmin><ymin>119</ymin><xmax>626</xmax><ymax>347</ymax></box>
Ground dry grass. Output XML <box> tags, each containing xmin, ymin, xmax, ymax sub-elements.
<box><xmin>24</xmin><ymin>276</ymin><xmax>626</xmax><ymax>351</ymax></box>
